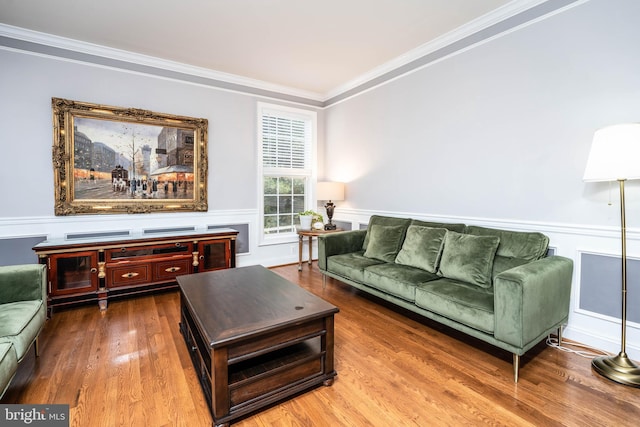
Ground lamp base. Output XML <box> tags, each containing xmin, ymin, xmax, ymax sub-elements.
<box><xmin>592</xmin><ymin>353</ymin><xmax>640</xmax><ymax>387</ymax></box>
<box><xmin>324</xmin><ymin>223</ymin><xmax>337</xmax><ymax>230</ymax></box>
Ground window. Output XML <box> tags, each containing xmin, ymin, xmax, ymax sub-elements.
<box><xmin>258</xmin><ymin>102</ymin><xmax>316</xmax><ymax>243</ymax></box>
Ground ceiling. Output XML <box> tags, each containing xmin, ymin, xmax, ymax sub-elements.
<box><xmin>1</xmin><ymin>0</ymin><xmax>543</xmax><ymax>100</ymax></box>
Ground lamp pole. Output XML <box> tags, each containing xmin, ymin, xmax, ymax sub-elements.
<box><xmin>591</xmin><ymin>179</ymin><xmax>640</xmax><ymax>386</ymax></box>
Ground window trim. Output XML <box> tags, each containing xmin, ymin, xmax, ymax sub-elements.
<box><xmin>257</xmin><ymin>102</ymin><xmax>317</xmax><ymax>246</ymax></box>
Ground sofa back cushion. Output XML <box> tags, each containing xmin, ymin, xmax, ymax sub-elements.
<box><xmin>395</xmin><ymin>225</ymin><xmax>447</xmax><ymax>273</ymax></box>
<box><xmin>438</xmin><ymin>231</ymin><xmax>500</xmax><ymax>288</ymax></box>
<box><xmin>362</xmin><ymin>215</ymin><xmax>411</xmax><ymax>251</ymax></box>
<box><xmin>363</xmin><ymin>224</ymin><xmax>407</xmax><ymax>262</ymax></box>
<box><xmin>466</xmin><ymin>226</ymin><xmax>550</xmax><ymax>280</ymax></box>
<box><xmin>465</xmin><ymin>225</ymin><xmax>549</xmax><ymax>261</ymax></box>
<box><xmin>410</xmin><ymin>219</ymin><xmax>466</xmax><ymax>234</ymax></box>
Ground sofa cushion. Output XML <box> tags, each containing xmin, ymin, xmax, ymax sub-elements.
<box><xmin>362</xmin><ymin>215</ymin><xmax>411</xmax><ymax>251</ymax></box>
<box><xmin>415</xmin><ymin>278</ymin><xmax>495</xmax><ymax>333</ymax></box>
<box><xmin>411</xmin><ymin>219</ymin><xmax>466</xmax><ymax>234</ymax></box>
<box><xmin>0</xmin><ymin>342</ymin><xmax>18</xmax><ymax>398</ymax></box>
<box><xmin>438</xmin><ymin>231</ymin><xmax>500</xmax><ymax>288</ymax></box>
<box><xmin>327</xmin><ymin>252</ymin><xmax>385</xmax><ymax>283</ymax></box>
<box><xmin>0</xmin><ymin>264</ymin><xmax>46</xmax><ymax>304</ymax></box>
<box><xmin>0</xmin><ymin>300</ymin><xmax>45</xmax><ymax>361</ymax></box>
<box><xmin>395</xmin><ymin>225</ymin><xmax>447</xmax><ymax>273</ymax></box>
<box><xmin>466</xmin><ymin>225</ymin><xmax>549</xmax><ymax>261</ymax></box>
<box><xmin>363</xmin><ymin>224</ymin><xmax>406</xmax><ymax>263</ymax></box>
<box><xmin>364</xmin><ymin>263</ymin><xmax>439</xmax><ymax>302</ymax></box>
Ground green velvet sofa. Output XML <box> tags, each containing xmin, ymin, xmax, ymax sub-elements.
<box><xmin>0</xmin><ymin>264</ymin><xmax>47</xmax><ymax>398</ymax></box>
<box><xmin>318</xmin><ymin>215</ymin><xmax>573</xmax><ymax>382</ymax></box>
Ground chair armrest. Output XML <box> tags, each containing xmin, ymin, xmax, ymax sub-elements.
<box><xmin>493</xmin><ymin>256</ymin><xmax>573</xmax><ymax>348</ymax></box>
<box><xmin>0</xmin><ymin>264</ymin><xmax>47</xmax><ymax>304</ymax></box>
<box><xmin>318</xmin><ymin>230</ymin><xmax>367</xmax><ymax>271</ymax></box>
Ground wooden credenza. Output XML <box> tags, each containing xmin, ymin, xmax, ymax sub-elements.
<box><xmin>33</xmin><ymin>228</ymin><xmax>238</xmax><ymax>312</ymax></box>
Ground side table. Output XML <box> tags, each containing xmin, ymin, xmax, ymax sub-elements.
<box><xmin>297</xmin><ymin>228</ymin><xmax>343</xmax><ymax>271</ymax></box>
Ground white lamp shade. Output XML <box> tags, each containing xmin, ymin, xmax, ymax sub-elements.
<box><xmin>583</xmin><ymin>123</ymin><xmax>640</xmax><ymax>182</ymax></box>
<box><xmin>317</xmin><ymin>181</ymin><xmax>345</xmax><ymax>201</ymax></box>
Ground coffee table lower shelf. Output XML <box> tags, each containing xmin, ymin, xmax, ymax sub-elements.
<box><xmin>180</xmin><ymin>300</ymin><xmax>336</xmax><ymax>427</ymax></box>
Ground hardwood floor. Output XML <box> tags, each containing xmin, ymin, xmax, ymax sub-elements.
<box><xmin>3</xmin><ymin>263</ymin><xmax>639</xmax><ymax>426</ymax></box>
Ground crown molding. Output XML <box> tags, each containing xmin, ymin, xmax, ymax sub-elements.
<box><xmin>0</xmin><ymin>0</ymin><xmax>586</xmax><ymax>106</ymax></box>
<box><xmin>0</xmin><ymin>23</ymin><xmax>325</xmax><ymax>103</ymax></box>
<box><xmin>323</xmin><ymin>0</ymin><xmax>586</xmax><ymax>103</ymax></box>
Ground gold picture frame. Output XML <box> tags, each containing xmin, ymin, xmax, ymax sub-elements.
<box><xmin>52</xmin><ymin>98</ymin><xmax>208</xmax><ymax>215</ymax></box>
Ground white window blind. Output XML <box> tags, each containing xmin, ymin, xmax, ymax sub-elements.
<box><xmin>258</xmin><ymin>103</ymin><xmax>316</xmax><ymax>243</ymax></box>
<box><xmin>261</xmin><ymin>114</ymin><xmax>308</xmax><ymax>170</ymax></box>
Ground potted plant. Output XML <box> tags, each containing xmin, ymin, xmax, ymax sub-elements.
<box><xmin>298</xmin><ymin>210</ymin><xmax>323</xmax><ymax>230</ymax></box>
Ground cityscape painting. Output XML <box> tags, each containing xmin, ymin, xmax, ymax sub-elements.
<box><xmin>52</xmin><ymin>98</ymin><xmax>208</xmax><ymax>215</ymax></box>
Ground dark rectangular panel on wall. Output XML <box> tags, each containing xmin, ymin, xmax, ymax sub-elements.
<box><xmin>0</xmin><ymin>236</ymin><xmax>47</xmax><ymax>266</ymax></box>
<box><xmin>66</xmin><ymin>230</ymin><xmax>130</xmax><ymax>240</ymax></box>
<box><xmin>208</xmin><ymin>224</ymin><xmax>249</xmax><ymax>254</ymax></box>
<box><xmin>144</xmin><ymin>227</ymin><xmax>195</xmax><ymax>234</ymax></box>
<box><xmin>580</xmin><ymin>252</ymin><xmax>640</xmax><ymax>323</ymax></box>
<box><xmin>332</xmin><ymin>220</ymin><xmax>352</xmax><ymax>231</ymax></box>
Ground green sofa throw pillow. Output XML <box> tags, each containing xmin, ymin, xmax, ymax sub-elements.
<box><xmin>363</xmin><ymin>224</ymin><xmax>406</xmax><ymax>262</ymax></box>
<box><xmin>438</xmin><ymin>231</ymin><xmax>500</xmax><ymax>288</ymax></box>
<box><xmin>395</xmin><ymin>225</ymin><xmax>447</xmax><ymax>273</ymax></box>
<box><xmin>362</xmin><ymin>215</ymin><xmax>411</xmax><ymax>251</ymax></box>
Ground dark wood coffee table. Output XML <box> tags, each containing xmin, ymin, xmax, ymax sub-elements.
<box><xmin>178</xmin><ymin>265</ymin><xmax>339</xmax><ymax>427</ymax></box>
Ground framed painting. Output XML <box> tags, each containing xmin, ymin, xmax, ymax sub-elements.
<box><xmin>51</xmin><ymin>98</ymin><xmax>208</xmax><ymax>215</ymax></box>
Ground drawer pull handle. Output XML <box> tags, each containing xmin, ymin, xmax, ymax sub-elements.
<box><xmin>90</xmin><ymin>268</ymin><xmax>98</xmax><ymax>274</ymax></box>
<box><xmin>165</xmin><ymin>266</ymin><xmax>181</xmax><ymax>273</ymax></box>
<box><xmin>122</xmin><ymin>272</ymin><xmax>139</xmax><ymax>278</ymax></box>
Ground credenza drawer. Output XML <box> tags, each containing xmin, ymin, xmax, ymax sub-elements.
<box><xmin>153</xmin><ymin>258</ymin><xmax>192</xmax><ymax>281</ymax></box>
<box><xmin>108</xmin><ymin>264</ymin><xmax>150</xmax><ymax>287</ymax></box>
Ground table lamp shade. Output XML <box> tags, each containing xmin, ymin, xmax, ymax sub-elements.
<box><xmin>317</xmin><ymin>182</ymin><xmax>345</xmax><ymax>201</ymax></box>
<box><xmin>583</xmin><ymin>123</ymin><xmax>640</xmax><ymax>182</ymax></box>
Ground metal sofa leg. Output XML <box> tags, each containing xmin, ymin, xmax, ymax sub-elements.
<box><xmin>35</xmin><ymin>337</ymin><xmax>40</xmax><ymax>357</ymax></box>
<box><xmin>558</xmin><ymin>325</ymin><xmax>563</xmax><ymax>346</ymax></box>
<box><xmin>513</xmin><ymin>353</ymin><xmax>520</xmax><ymax>383</ymax></box>
<box><xmin>322</xmin><ymin>274</ymin><xmax>327</xmax><ymax>289</ymax></box>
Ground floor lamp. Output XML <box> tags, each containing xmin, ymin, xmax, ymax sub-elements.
<box><xmin>583</xmin><ymin>123</ymin><xmax>640</xmax><ymax>387</ymax></box>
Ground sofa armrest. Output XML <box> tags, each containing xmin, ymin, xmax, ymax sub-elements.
<box><xmin>493</xmin><ymin>256</ymin><xmax>573</xmax><ymax>349</ymax></box>
<box><xmin>0</xmin><ymin>264</ymin><xmax>47</xmax><ymax>305</ymax></box>
<box><xmin>318</xmin><ymin>230</ymin><xmax>367</xmax><ymax>271</ymax></box>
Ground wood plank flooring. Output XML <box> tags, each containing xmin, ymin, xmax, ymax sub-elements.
<box><xmin>3</xmin><ymin>263</ymin><xmax>639</xmax><ymax>426</ymax></box>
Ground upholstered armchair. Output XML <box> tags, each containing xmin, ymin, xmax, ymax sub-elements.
<box><xmin>0</xmin><ymin>264</ymin><xmax>47</xmax><ymax>398</ymax></box>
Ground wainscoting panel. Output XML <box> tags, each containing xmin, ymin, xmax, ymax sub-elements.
<box><xmin>332</xmin><ymin>220</ymin><xmax>353</xmax><ymax>231</ymax></box>
<box><xmin>208</xmin><ymin>223</ymin><xmax>249</xmax><ymax>254</ymax></box>
<box><xmin>0</xmin><ymin>236</ymin><xmax>47</xmax><ymax>266</ymax></box>
<box><xmin>580</xmin><ymin>252</ymin><xmax>640</xmax><ymax>324</ymax></box>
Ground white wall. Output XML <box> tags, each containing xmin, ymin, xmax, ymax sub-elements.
<box><xmin>325</xmin><ymin>0</ymin><xmax>640</xmax><ymax>358</ymax></box>
<box><xmin>0</xmin><ymin>48</ymin><xmax>322</xmax><ymax>266</ymax></box>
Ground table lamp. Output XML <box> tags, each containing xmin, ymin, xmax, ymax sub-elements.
<box><xmin>317</xmin><ymin>182</ymin><xmax>345</xmax><ymax>230</ymax></box>
<box><xmin>583</xmin><ymin>123</ymin><xmax>640</xmax><ymax>387</ymax></box>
